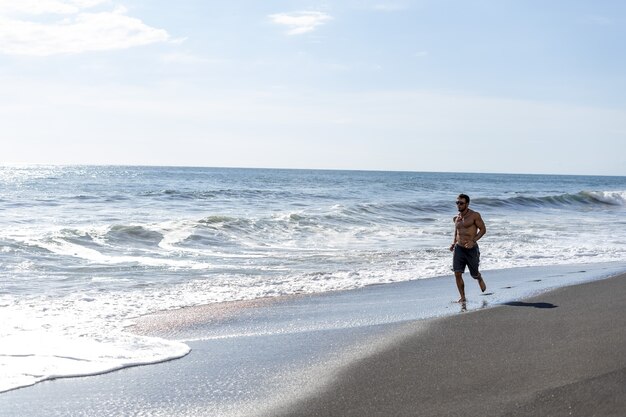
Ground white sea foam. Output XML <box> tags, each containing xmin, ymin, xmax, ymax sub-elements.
<box><xmin>12</xmin><ymin>224</ymin><xmax>211</xmax><ymax>270</ymax></box>
<box><xmin>158</xmin><ymin>220</ymin><xmax>197</xmax><ymax>251</ymax></box>
<box><xmin>0</xmin><ymin>331</ymin><xmax>189</xmax><ymax>393</ymax></box>
<box><xmin>0</xmin><ymin>299</ymin><xmax>190</xmax><ymax>393</ymax></box>
<box><xmin>39</xmin><ymin>237</ymin><xmax>210</xmax><ymax>269</ymax></box>
<box><xmin>583</xmin><ymin>190</ymin><xmax>626</xmax><ymax>205</ymax></box>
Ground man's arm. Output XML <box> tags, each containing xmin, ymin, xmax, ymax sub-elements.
<box><xmin>474</xmin><ymin>213</ymin><xmax>486</xmax><ymax>242</ymax></box>
<box><xmin>450</xmin><ymin>216</ymin><xmax>458</xmax><ymax>251</ymax></box>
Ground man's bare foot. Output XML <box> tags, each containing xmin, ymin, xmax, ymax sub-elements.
<box><xmin>478</xmin><ymin>277</ymin><xmax>486</xmax><ymax>292</ymax></box>
<box><xmin>458</xmin><ymin>297</ymin><xmax>466</xmax><ymax>303</ymax></box>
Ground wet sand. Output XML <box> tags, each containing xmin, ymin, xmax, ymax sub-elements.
<box><xmin>271</xmin><ymin>273</ymin><xmax>626</xmax><ymax>417</ymax></box>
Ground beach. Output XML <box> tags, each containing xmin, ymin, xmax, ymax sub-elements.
<box><xmin>1</xmin><ymin>271</ymin><xmax>625</xmax><ymax>416</ymax></box>
<box><xmin>1</xmin><ymin>167</ymin><xmax>625</xmax><ymax>414</ymax></box>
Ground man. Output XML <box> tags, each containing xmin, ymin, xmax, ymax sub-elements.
<box><xmin>449</xmin><ymin>193</ymin><xmax>487</xmax><ymax>303</ymax></box>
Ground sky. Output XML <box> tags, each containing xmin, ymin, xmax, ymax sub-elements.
<box><xmin>1</xmin><ymin>0</ymin><xmax>625</xmax><ymax>175</ymax></box>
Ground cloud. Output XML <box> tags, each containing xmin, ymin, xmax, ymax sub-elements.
<box><xmin>269</xmin><ymin>11</ymin><xmax>332</xmax><ymax>35</ymax></box>
<box><xmin>0</xmin><ymin>1</ymin><xmax>169</xmax><ymax>56</ymax></box>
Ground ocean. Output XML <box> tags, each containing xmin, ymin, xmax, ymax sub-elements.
<box><xmin>1</xmin><ymin>165</ymin><xmax>625</xmax><ymax>394</ymax></box>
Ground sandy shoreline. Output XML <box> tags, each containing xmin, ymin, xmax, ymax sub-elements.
<box><xmin>1</xmin><ymin>271</ymin><xmax>625</xmax><ymax>416</ymax></box>
<box><xmin>272</xmin><ymin>273</ymin><xmax>626</xmax><ymax>417</ymax></box>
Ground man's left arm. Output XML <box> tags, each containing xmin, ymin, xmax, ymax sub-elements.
<box><xmin>474</xmin><ymin>213</ymin><xmax>486</xmax><ymax>242</ymax></box>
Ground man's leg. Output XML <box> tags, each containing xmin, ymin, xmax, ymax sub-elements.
<box><xmin>455</xmin><ymin>271</ymin><xmax>466</xmax><ymax>302</ymax></box>
<box><xmin>474</xmin><ymin>273</ymin><xmax>487</xmax><ymax>292</ymax></box>
<box><xmin>468</xmin><ymin>246</ymin><xmax>486</xmax><ymax>293</ymax></box>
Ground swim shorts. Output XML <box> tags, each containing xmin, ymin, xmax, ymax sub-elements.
<box><xmin>453</xmin><ymin>244</ymin><xmax>481</xmax><ymax>278</ymax></box>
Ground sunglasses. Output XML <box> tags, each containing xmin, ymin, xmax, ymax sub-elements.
<box><xmin>455</xmin><ymin>201</ymin><xmax>466</xmax><ymax>205</ymax></box>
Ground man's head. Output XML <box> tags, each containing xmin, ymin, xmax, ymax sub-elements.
<box><xmin>456</xmin><ymin>194</ymin><xmax>470</xmax><ymax>211</ymax></box>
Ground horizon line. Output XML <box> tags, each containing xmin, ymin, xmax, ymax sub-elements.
<box><xmin>1</xmin><ymin>163</ymin><xmax>624</xmax><ymax>178</ymax></box>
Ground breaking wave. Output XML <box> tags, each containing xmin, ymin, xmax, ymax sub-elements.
<box><xmin>474</xmin><ymin>190</ymin><xmax>626</xmax><ymax>209</ymax></box>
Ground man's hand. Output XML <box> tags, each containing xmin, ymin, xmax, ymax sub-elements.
<box><xmin>449</xmin><ymin>243</ymin><xmax>455</xmax><ymax>251</ymax></box>
<box><xmin>463</xmin><ymin>241</ymin><xmax>475</xmax><ymax>249</ymax></box>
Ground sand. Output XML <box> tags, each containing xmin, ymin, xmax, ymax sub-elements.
<box><xmin>272</xmin><ymin>273</ymin><xmax>626</xmax><ymax>417</ymax></box>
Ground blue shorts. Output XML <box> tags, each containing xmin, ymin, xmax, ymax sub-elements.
<box><xmin>453</xmin><ymin>244</ymin><xmax>481</xmax><ymax>278</ymax></box>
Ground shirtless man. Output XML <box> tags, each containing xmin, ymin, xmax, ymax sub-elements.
<box><xmin>449</xmin><ymin>193</ymin><xmax>487</xmax><ymax>303</ymax></box>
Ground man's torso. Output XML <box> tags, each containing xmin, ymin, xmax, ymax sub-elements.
<box><xmin>454</xmin><ymin>209</ymin><xmax>479</xmax><ymax>246</ymax></box>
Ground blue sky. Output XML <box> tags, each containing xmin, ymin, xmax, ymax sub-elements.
<box><xmin>1</xmin><ymin>0</ymin><xmax>625</xmax><ymax>175</ymax></box>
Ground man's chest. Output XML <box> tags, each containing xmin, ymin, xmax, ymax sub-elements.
<box><xmin>455</xmin><ymin>215</ymin><xmax>477</xmax><ymax>229</ymax></box>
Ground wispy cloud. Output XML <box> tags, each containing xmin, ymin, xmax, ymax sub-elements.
<box><xmin>0</xmin><ymin>1</ymin><xmax>169</xmax><ymax>56</ymax></box>
<box><xmin>269</xmin><ymin>11</ymin><xmax>332</xmax><ymax>35</ymax></box>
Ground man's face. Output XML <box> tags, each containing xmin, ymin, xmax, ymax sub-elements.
<box><xmin>456</xmin><ymin>199</ymin><xmax>467</xmax><ymax>212</ymax></box>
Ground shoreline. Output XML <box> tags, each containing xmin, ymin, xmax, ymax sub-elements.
<box><xmin>1</xmin><ymin>267</ymin><xmax>625</xmax><ymax>416</ymax></box>
<box><xmin>127</xmin><ymin>261</ymin><xmax>626</xmax><ymax>341</ymax></box>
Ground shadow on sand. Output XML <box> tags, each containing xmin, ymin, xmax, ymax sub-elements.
<box><xmin>504</xmin><ymin>301</ymin><xmax>558</xmax><ymax>309</ymax></box>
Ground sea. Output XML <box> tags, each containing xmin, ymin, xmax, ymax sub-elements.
<box><xmin>1</xmin><ymin>165</ymin><xmax>625</xmax><ymax>395</ymax></box>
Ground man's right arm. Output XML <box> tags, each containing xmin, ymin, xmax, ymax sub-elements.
<box><xmin>450</xmin><ymin>217</ymin><xmax>457</xmax><ymax>251</ymax></box>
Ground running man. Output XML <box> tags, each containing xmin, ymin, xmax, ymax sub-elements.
<box><xmin>449</xmin><ymin>193</ymin><xmax>487</xmax><ymax>302</ymax></box>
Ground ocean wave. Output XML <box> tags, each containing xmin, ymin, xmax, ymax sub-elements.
<box><xmin>141</xmin><ymin>189</ymin><xmax>218</xmax><ymax>200</ymax></box>
<box><xmin>139</xmin><ymin>188</ymin><xmax>328</xmax><ymax>201</ymax></box>
<box><xmin>582</xmin><ymin>190</ymin><xmax>626</xmax><ymax>206</ymax></box>
<box><xmin>474</xmin><ymin>190</ymin><xmax>626</xmax><ymax>209</ymax></box>
<box><xmin>105</xmin><ymin>225</ymin><xmax>164</xmax><ymax>247</ymax></box>
<box><xmin>199</xmin><ymin>215</ymin><xmax>238</xmax><ymax>225</ymax></box>
<box><xmin>195</xmin><ymin>204</ymin><xmax>436</xmax><ymax>235</ymax></box>
<box><xmin>6</xmin><ymin>188</ymin><xmax>623</xmax><ymax>272</ymax></box>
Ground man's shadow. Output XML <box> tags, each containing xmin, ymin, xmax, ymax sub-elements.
<box><xmin>504</xmin><ymin>301</ymin><xmax>558</xmax><ymax>309</ymax></box>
